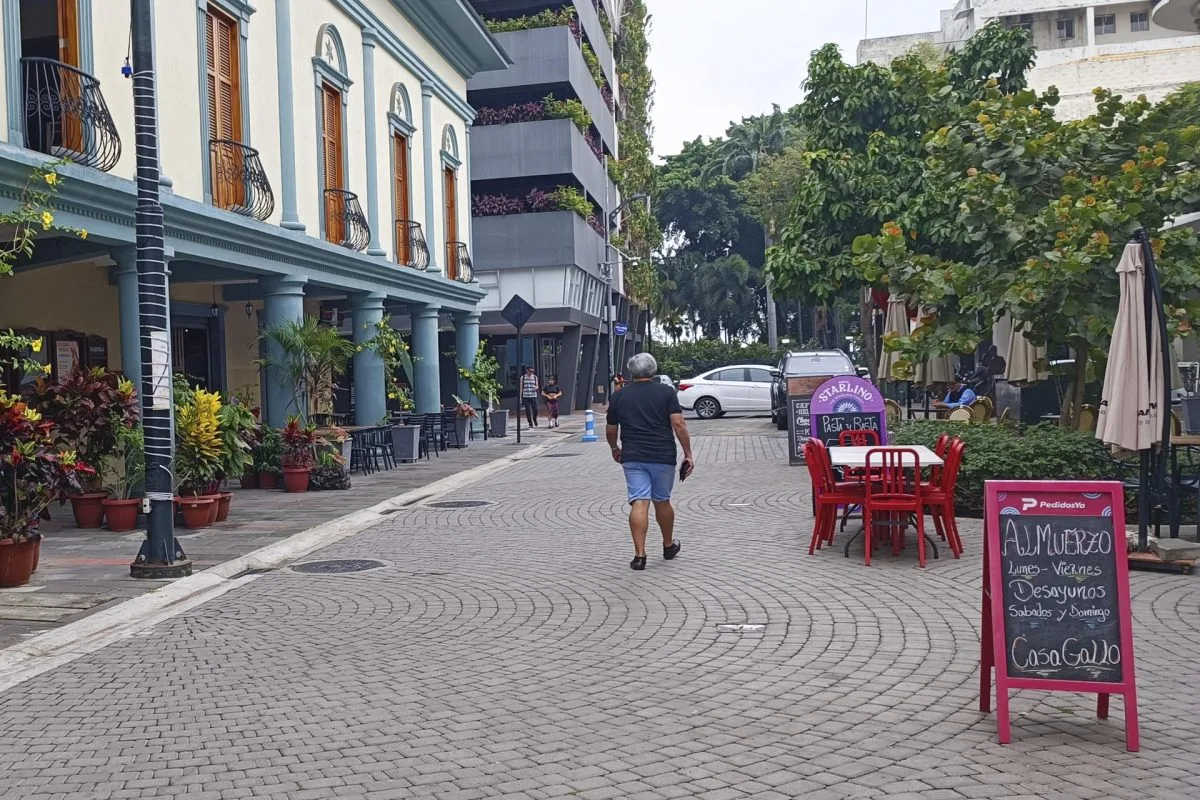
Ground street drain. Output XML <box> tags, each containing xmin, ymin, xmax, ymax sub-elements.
<box><xmin>427</xmin><ymin>500</ymin><xmax>492</xmax><ymax>509</ymax></box>
<box><xmin>288</xmin><ymin>559</ymin><xmax>389</xmax><ymax>575</ymax></box>
<box><xmin>543</xmin><ymin>453</ymin><xmax>580</xmax><ymax>458</ymax></box>
<box><xmin>715</xmin><ymin>623</ymin><xmax>767</xmax><ymax>633</ymax></box>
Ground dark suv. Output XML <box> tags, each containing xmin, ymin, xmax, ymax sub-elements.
<box><xmin>770</xmin><ymin>350</ymin><xmax>857</xmax><ymax>429</ymax></box>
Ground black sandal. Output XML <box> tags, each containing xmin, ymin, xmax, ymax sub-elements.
<box><xmin>664</xmin><ymin>541</ymin><xmax>681</xmax><ymax>560</ymax></box>
<box><xmin>630</xmin><ymin>555</ymin><xmax>647</xmax><ymax>571</ymax></box>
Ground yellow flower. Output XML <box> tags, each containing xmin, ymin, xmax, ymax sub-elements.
<box><xmin>43</xmin><ymin>173</ymin><xmax>57</xmax><ymax>186</ymax></box>
<box><xmin>78</xmin><ymin>229</ymin><xmax>88</xmax><ymax>240</ymax></box>
<box><xmin>41</xmin><ymin>211</ymin><xmax>53</xmax><ymax>229</ymax></box>
<box><xmin>30</xmin><ymin>338</ymin><xmax>42</xmax><ymax>353</ymax></box>
<box><xmin>41</xmin><ymin>363</ymin><xmax>52</xmax><ymax>374</ymax></box>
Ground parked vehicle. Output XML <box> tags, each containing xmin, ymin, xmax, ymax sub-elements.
<box><xmin>677</xmin><ymin>364</ymin><xmax>777</xmax><ymax>419</ymax></box>
<box><xmin>770</xmin><ymin>350</ymin><xmax>857</xmax><ymax>430</ymax></box>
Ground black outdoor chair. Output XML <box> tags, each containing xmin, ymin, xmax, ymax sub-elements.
<box><xmin>1169</xmin><ymin>445</ymin><xmax>1200</xmax><ymax>538</ymax></box>
<box><xmin>366</xmin><ymin>426</ymin><xmax>394</xmax><ymax>472</ymax></box>
<box><xmin>418</xmin><ymin>414</ymin><xmax>439</xmax><ymax>460</ymax></box>
<box><xmin>349</xmin><ymin>428</ymin><xmax>374</xmax><ymax>475</ymax></box>
<box><xmin>441</xmin><ymin>410</ymin><xmax>464</xmax><ymax>449</ymax></box>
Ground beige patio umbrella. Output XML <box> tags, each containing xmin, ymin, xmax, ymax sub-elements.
<box><xmin>876</xmin><ymin>293</ymin><xmax>909</xmax><ymax>382</ymax></box>
<box><xmin>912</xmin><ymin>308</ymin><xmax>958</xmax><ymax>387</ymax></box>
<box><xmin>1096</xmin><ymin>242</ymin><xmax>1164</xmax><ymax>453</ymax></box>
<box><xmin>1004</xmin><ymin>321</ymin><xmax>1049</xmax><ymax>386</ymax></box>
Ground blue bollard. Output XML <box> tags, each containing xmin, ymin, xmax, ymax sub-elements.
<box><xmin>581</xmin><ymin>409</ymin><xmax>598</xmax><ymax>442</ymax></box>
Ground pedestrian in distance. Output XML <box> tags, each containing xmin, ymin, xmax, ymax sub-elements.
<box><xmin>520</xmin><ymin>365</ymin><xmax>540</xmax><ymax>428</ymax></box>
<box><xmin>606</xmin><ymin>352</ymin><xmax>695</xmax><ymax>571</ymax></box>
<box><xmin>542</xmin><ymin>375</ymin><xmax>563</xmax><ymax>428</ymax></box>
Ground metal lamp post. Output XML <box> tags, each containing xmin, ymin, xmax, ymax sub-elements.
<box><xmin>600</xmin><ymin>180</ymin><xmax>649</xmax><ymax>396</ymax></box>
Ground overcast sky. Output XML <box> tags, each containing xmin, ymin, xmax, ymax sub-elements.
<box><xmin>646</xmin><ymin>0</ymin><xmax>950</xmax><ymax>157</ymax></box>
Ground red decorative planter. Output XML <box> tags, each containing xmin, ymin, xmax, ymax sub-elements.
<box><xmin>0</xmin><ymin>539</ymin><xmax>37</xmax><ymax>588</ymax></box>
<box><xmin>281</xmin><ymin>467</ymin><xmax>310</xmax><ymax>493</ymax></box>
<box><xmin>69</xmin><ymin>492</ymin><xmax>108</xmax><ymax>528</ymax></box>
<box><xmin>102</xmin><ymin>499</ymin><xmax>141</xmax><ymax>532</ymax></box>
<box><xmin>239</xmin><ymin>472</ymin><xmax>258</xmax><ymax>490</ymax></box>
<box><xmin>177</xmin><ymin>497</ymin><xmax>215</xmax><ymax>529</ymax></box>
<box><xmin>201</xmin><ymin>494</ymin><xmax>221</xmax><ymax>525</ymax></box>
<box><xmin>215</xmin><ymin>492</ymin><xmax>233</xmax><ymax>523</ymax></box>
<box><xmin>258</xmin><ymin>471</ymin><xmax>279</xmax><ymax>490</ymax></box>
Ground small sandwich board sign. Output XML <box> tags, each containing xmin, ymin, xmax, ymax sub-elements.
<box><xmin>980</xmin><ymin>480</ymin><xmax>1139</xmax><ymax>751</ymax></box>
<box><xmin>808</xmin><ymin>375</ymin><xmax>887</xmax><ymax>446</ymax></box>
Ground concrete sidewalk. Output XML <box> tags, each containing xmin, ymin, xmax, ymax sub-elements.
<box><xmin>0</xmin><ymin>420</ymin><xmax>578</xmax><ymax>650</ymax></box>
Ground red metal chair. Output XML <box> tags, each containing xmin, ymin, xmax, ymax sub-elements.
<box><xmin>863</xmin><ymin>447</ymin><xmax>927</xmax><ymax>567</ymax></box>
<box><xmin>928</xmin><ymin>433</ymin><xmax>951</xmax><ymax>486</ymax></box>
<box><xmin>806</xmin><ymin>438</ymin><xmax>866</xmax><ymax>554</ymax></box>
<box><xmin>922</xmin><ymin>439</ymin><xmax>966</xmax><ymax>557</ymax></box>
<box><xmin>836</xmin><ymin>428</ymin><xmax>881</xmax><ymax>530</ymax></box>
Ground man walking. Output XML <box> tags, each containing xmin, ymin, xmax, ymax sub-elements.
<box><xmin>606</xmin><ymin>352</ymin><xmax>694</xmax><ymax>571</ymax></box>
<box><xmin>521</xmin><ymin>365</ymin><xmax>540</xmax><ymax>427</ymax></box>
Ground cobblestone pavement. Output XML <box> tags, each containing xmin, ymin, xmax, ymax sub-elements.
<box><xmin>0</xmin><ymin>418</ymin><xmax>1198</xmax><ymax>799</ymax></box>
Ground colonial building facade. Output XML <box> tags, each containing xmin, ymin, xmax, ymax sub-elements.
<box><xmin>0</xmin><ymin>0</ymin><xmax>507</xmax><ymax>426</ymax></box>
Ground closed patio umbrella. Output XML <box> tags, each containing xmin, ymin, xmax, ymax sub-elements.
<box><xmin>1096</xmin><ymin>242</ymin><xmax>1165</xmax><ymax>454</ymax></box>
<box><xmin>1004</xmin><ymin>321</ymin><xmax>1048</xmax><ymax>386</ymax></box>
<box><xmin>876</xmin><ymin>293</ymin><xmax>909</xmax><ymax>382</ymax></box>
<box><xmin>913</xmin><ymin>308</ymin><xmax>958</xmax><ymax>387</ymax></box>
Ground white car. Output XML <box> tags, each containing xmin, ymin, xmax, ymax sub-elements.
<box><xmin>676</xmin><ymin>364</ymin><xmax>778</xmax><ymax>419</ymax></box>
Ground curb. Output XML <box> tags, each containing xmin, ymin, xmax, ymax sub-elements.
<box><xmin>0</xmin><ymin>435</ymin><xmax>568</xmax><ymax>694</ymax></box>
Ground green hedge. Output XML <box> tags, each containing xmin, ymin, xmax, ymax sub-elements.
<box><xmin>888</xmin><ymin>421</ymin><xmax>1111</xmax><ymax>515</ymax></box>
<box><xmin>649</xmin><ymin>341</ymin><xmax>781</xmax><ymax>380</ymax></box>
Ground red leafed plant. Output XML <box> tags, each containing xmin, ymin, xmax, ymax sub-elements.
<box><xmin>280</xmin><ymin>415</ymin><xmax>321</xmax><ymax>469</ymax></box>
<box><xmin>33</xmin><ymin>368</ymin><xmax>138</xmax><ymax>482</ymax></box>
<box><xmin>0</xmin><ymin>390</ymin><xmax>92</xmax><ymax>541</ymax></box>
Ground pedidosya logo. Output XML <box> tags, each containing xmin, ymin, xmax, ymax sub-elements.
<box><xmin>815</xmin><ymin>379</ymin><xmax>877</xmax><ymax>414</ymax></box>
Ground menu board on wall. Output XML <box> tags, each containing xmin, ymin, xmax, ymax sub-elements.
<box><xmin>55</xmin><ymin>339</ymin><xmax>80</xmax><ymax>380</ymax></box>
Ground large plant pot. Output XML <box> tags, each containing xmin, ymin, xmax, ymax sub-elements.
<box><xmin>1181</xmin><ymin>396</ymin><xmax>1200</xmax><ymax>434</ymax></box>
<box><xmin>177</xmin><ymin>496</ymin><xmax>214</xmax><ymax>529</ymax></box>
<box><xmin>215</xmin><ymin>492</ymin><xmax>233</xmax><ymax>522</ymax></box>
<box><xmin>69</xmin><ymin>492</ymin><xmax>107</xmax><ymax>529</ymax></box>
<box><xmin>391</xmin><ymin>425</ymin><xmax>421</xmax><ymax>463</ymax></box>
<box><xmin>340</xmin><ymin>439</ymin><xmax>353</xmax><ymax>465</ymax></box>
<box><xmin>0</xmin><ymin>539</ymin><xmax>36</xmax><ymax>588</ymax></box>
<box><xmin>102</xmin><ymin>498</ymin><xmax>140</xmax><ymax>532</ymax></box>
<box><xmin>258</xmin><ymin>471</ymin><xmax>279</xmax><ymax>490</ymax></box>
<box><xmin>201</xmin><ymin>494</ymin><xmax>221</xmax><ymax>525</ymax></box>
<box><xmin>490</xmin><ymin>409</ymin><xmax>509</xmax><ymax>438</ymax></box>
<box><xmin>281</xmin><ymin>467</ymin><xmax>310</xmax><ymax>493</ymax></box>
<box><xmin>453</xmin><ymin>418</ymin><xmax>470</xmax><ymax>448</ymax></box>
<box><xmin>239</xmin><ymin>471</ymin><xmax>258</xmax><ymax>490</ymax></box>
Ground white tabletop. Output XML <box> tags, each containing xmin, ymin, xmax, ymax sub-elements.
<box><xmin>827</xmin><ymin>445</ymin><xmax>943</xmax><ymax>468</ymax></box>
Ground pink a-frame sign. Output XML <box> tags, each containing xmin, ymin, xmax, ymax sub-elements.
<box><xmin>980</xmin><ymin>480</ymin><xmax>1139</xmax><ymax>751</ymax></box>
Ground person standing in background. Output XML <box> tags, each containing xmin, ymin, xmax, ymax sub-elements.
<box><xmin>542</xmin><ymin>375</ymin><xmax>563</xmax><ymax>428</ymax></box>
<box><xmin>521</xmin><ymin>366</ymin><xmax>540</xmax><ymax>427</ymax></box>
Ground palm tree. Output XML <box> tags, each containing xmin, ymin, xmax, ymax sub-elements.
<box><xmin>257</xmin><ymin>317</ymin><xmax>355</xmax><ymax>422</ymax></box>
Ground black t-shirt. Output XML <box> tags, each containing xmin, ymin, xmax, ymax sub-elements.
<box><xmin>606</xmin><ymin>380</ymin><xmax>683</xmax><ymax>465</ymax></box>
<box><xmin>543</xmin><ymin>383</ymin><xmax>561</xmax><ymax>400</ymax></box>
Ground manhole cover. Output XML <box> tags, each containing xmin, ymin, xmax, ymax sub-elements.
<box><xmin>543</xmin><ymin>453</ymin><xmax>580</xmax><ymax>458</ymax></box>
<box><xmin>715</xmin><ymin>623</ymin><xmax>767</xmax><ymax>633</ymax></box>
<box><xmin>427</xmin><ymin>500</ymin><xmax>492</xmax><ymax>509</ymax></box>
<box><xmin>288</xmin><ymin>559</ymin><xmax>388</xmax><ymax>575</ymax></box>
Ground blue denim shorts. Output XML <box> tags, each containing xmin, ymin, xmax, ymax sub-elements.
<box><xmin>622</xmin><ymin>462</ymin><xmax>676</xmax><ymax>503</ymax></box>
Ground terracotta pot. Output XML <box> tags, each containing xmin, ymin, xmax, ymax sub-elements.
<box><xmin>69</xmin><ymin>492</ymin><xmax>108</xmax><ymax>529</ymax></box>
<box><xmin>31</xmin><ymin>534</ymin><xmax>41</xmax><ymax>573</ymax></box>
<box><xmin>257</xmin><ymin>471</ymin><xmax>278</xmax><ymax>490</ymax></box>
<box><xmin>201</xmin><ymin>494</ymin><xmax>221</xmax><ymax>525</ymax></box>
<box><xmin>215</xmin><ymin>492</ymin><xmax>233</xmax><ymax>523</ymax></box>
<box><xmin>102</xmin><ymin>498</ymin><xmax>141</xmax><ymax>532</ymax></box>
<box><xmin>281</xmin><ymin>467</ymin><xmax>310</xmax><ymax>493</ymax></box>
<box><xmin>0</xmin><ymin>539</ymin><xmax>37</xmax><ymax>588</ymax></box>
<box><xmin>177</xmin><ymin>496</ymin><xmax>214</xmax><ymax>529</ymax></box>
<box><xmin>239</xmin><ymin>472</ymin><xmax>258</xmax><ymax>490</ymax></box>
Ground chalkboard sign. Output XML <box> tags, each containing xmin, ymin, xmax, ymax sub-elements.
<box><xmin>790</xmin><ymin>396</ymin><xmax>810</xmax><ymax>461</ymax></box>
<box><xmin>809</xmin><ymin>376</ymin><xmax>887</xmax><ymax>446</ymax></box>
<box><xmin>981</xmin><ymin>481</ymin><xmax>1139</xmax><ymax>751</ymax></box>
<box><xmin>785</xmin><ymin>376</ymin><xmax>828</xmax><ymax>466</ymax></box>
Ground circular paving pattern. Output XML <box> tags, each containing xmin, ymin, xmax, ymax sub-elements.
<box><xmin>426</xmin><ymin>500</ymin><xmax>492</xmax><ymax>509</ymax></box>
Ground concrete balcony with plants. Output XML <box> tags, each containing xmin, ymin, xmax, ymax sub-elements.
<box><xmin>468</xmin><ymin>26</ymin><xmax>616</xmax><ymax>153</ymax></box>
<box><xmin>471</xmin><ymin>118</ymin><xmax>616</xmax><ymax>215</ymax></box>
<box><xmin>471</xmin><ymin>210</ymin><xmax>606</xmax><ymax>278</ymax></box>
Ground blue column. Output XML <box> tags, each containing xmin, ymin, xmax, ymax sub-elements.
<box><xmin>361</xmin><ymin>29</ymin><xmax>385</xmax><ymax>256</ymax></box>
<box><xmin>350</xmin><ymin>292</ymin><xmax>387</xmax><ymax>426</ymax></box>
<box><xmin>261</xmin><ymin>276</ymin><xmax>307</xmax><ymax>426</ymax></box>
<box><xmin>454</xmin><ymin>310</ymin><xmax>481</xmax><ymax>405</ymax></box>
<box><xmin>420</xmin><ymin>82</ymin><xmax>438</xmax><ymax>273</ymax></box>
<box><xmin>412</xmin><ymin>303</ymin><xmax>441</xmax><ymax>413</ymax></box>
<box><xmin>111</xmin><ymin>247</ymin><xmax>142</xmax><ymax>381</ymax></box>
<box><xmin>274</xmin><ymin>0</ymin><xmax>304</xmax><ymax>230</ymax></box>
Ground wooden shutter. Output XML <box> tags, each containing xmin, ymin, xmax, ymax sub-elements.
<box><xmin>206</xmin><ymin>6</ymin><xmax>242</xmax><ymax>209</ymax></box>
<box><xmin>393</xmin><ymin>132</ymin><xmax>410</xmax><ymax>263</ymax></box>
<box><xmin>322</xmin><ymin>85</ymin><xmax>345</xmax><ymax>243</ymax></box>
<box><xmin>58</xmin><ymin>0</ymin><xmax>82</xmax><ymax>152</ymax></box>
<box><xmin>443</xmin><ymin>167</ymin><xmax>458</xmax><ymax>277</ymax></box>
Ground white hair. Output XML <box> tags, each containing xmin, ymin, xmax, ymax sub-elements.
<box><xmin>627</xmin><ymin>352</ymin><xmax>657</xmax><ymax>379</ymax></box>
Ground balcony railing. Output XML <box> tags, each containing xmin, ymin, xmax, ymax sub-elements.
<box><xmin>446</xmin><ymin>241</ymin><xmax>473</xmax><ymax>283</ymax></box>
<box><xmin>323</xmin><ymin>189</ymin><xmax>370</xmax><ymax>251</ymax></box>
<box><xmin>21</xmin><ymin>57</ymin><xmax>121</xmax><ymax>172</ymax></box>
<box><xmin>210</xmin><ymin>140</ymin><xmax>275</xmax><ymax>221</ymax></box>
<box><xmin>395</xmin><ymin>220</ymin><xmax>430</xmax><ymax>269</ymax></box>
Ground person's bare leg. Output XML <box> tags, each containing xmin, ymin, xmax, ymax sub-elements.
<box><xmin>629</xmin><ymin>500</ymin><xmax>650</xmax><ymax>556</ymax></box>
<box><xmin>653</xmin><ymin>500</ymin><xmax>675</xmax><ymax>548</ymax></box>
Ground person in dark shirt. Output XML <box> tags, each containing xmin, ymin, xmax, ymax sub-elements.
<box><xmin>606</xmin><ymin>352</ymin><xmax>695</xmax><ymax>571</ymax></box>
<box><xmin>541</xmin><ymin>376</ymin><xmax>563</xmax><ymax>428</ymax></box>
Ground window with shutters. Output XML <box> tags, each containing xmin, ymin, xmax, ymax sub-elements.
<box><xmin>321</xmin><ymin>82</ymin><xmax>346</xmax><ymax>244</ymax></box>
<box><xmin>444</xmin><ymin>166</ymin><xmax>459</xmax><ymax>277</ymax></box>
<box><xmin>393</xmin><ymin>131</ymin><xmax>411</xmax><ymax>264</ymax></box>
<box><xmin>206</xmin><ymin>4</ymin><xmax>243</xmax><ymax>210</ymax></box>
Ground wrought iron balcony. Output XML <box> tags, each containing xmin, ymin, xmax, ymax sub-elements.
<box><xmin>395</xmin><ymin>220</ymin><xmax>430</xmax><ymax>269</ymax></box>
<box><xmin>209</xmin><ymin>140</ymin><xmax>274</xmax><ymax>221</ymax></box>
<box><xmin>323</xmin><ymin>188</ymin><xmax>370</xmax><ymax>251</ymax></box>
<box><xmin>21</xmin><ymin>57</ymin><xmax>121</xmax><ymax>172</ymax></box>
<box><xmin>446</xmin><ymin>241</ymin><xmax>473</xmax><ymax>283</ymax></box>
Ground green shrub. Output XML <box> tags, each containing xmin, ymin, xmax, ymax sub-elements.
<box><xmin>888</xmin><ymin>421</ymin><xmax>1112</xmax><ymax>515</ymax></box>
<box><xmin>549</xmin><ymin>185</ymin><xmax>593</xmax><ymax>219</ymax></box>
<box><xmin>485</xmin><ymin>8</ymin><xmax>575</xmax><ymax>33</ymax></box>
<box><xmin>581</xmin><ymin>43</ymin><xmax>607</xmax><ymax>91</ymax></box>
<box><xmin>542</xmin><ymin>95</ymin><xmax>592</xmax><ymax>135</ymax></box>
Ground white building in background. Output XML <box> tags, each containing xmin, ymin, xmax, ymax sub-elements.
<box><xmin>858</xmin><ymin>0</ymin><xmax>1200</xmax><ymax>119</ymax></box>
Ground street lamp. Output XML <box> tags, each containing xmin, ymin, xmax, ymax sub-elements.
<box><xmin>600</xmin><ymin>189</ymin><xmax>650</xmax><ymax>396</ymax></box>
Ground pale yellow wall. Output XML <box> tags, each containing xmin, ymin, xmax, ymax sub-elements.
<box><xmin>154</xmin><ymin>0</ymin><xmax>204</xmax><ymax>203</ymax></box>
<box><xmin>364</xmin><ymin>0</ymin><xmax>469</xmax><ymax>98</ymax></box>
<box><xmin>246</xmin><ymin>1</ymin><xmax>282</xmax><ymax>227</ymax></box>
<box><xmin>225</xmin><ymin>300</ymin><xmax>262</xmax><ymax>402</ymax></box>
<box><xmin>0</xmin><ymin>261</ymin><xmax>121</xmax><ymax>364</ymax></box>
<box><xmin>92</xmin><ymin>4</ymin><xmax>134</xmax><ymax>181</ymax></box>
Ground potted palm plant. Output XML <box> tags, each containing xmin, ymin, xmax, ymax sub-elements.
<box><xmin>258</xmin><ymin>316</ymin><xmax>355</xmax><ymax>423</ymax></box>
<box><xmin>101</xmin><ymin>424</ymin><xmax>145</xmax><ymax>532</ymax></box>
<box><xmin>280</xmin><ymin>416</ymin><xmax>318</xmax><ymax>493</ymax></box>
